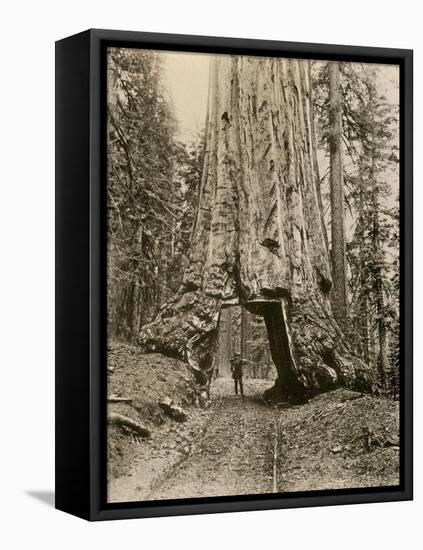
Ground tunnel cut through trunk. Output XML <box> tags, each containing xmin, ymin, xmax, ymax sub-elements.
<box><xmin>245</xmin><ymin>299</ymin><xmax>305</xmax><ymax>402</ymax></box>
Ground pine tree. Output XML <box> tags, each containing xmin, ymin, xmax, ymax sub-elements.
<box><xmin>328</xmin><ymin>62</ymin><xmax>348</xmax><ymax>330</ymax></box>
<box><xmin>313</xmin><ymin>61</ymin><xmax>399</xmax><ymax>393</ymax></box>
<box><xmin>107</xmin><ymin>48</ymin><xmax>180</xmax><ymax>341</ymax></box>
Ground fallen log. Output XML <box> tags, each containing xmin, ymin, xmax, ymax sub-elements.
<box><xmin>108</xmin><ymin>395</ymin><xmax>133</xmax><ymax>404</ymax></box>
<box><xmin>108</xmin><ymin>413</ymin><xmax>151</xmax><ymax>438</ymax></box>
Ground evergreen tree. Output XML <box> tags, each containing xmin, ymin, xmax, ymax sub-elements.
<box><xmin>313</xmin><ymin>61</ymin><xmax>399</xmax><ymax>392</ymax></box>
<box><xmin>107</xmin><ymin>48</ymin><xmax>180</xmax><ymax>341</ymax></box>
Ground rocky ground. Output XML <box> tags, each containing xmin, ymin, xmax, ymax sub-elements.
<box><xmin>107</xmin><ymin>343</ymin><xmax>400</xmax><ymax>503</ymax></box>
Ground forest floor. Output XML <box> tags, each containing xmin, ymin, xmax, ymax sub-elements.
<box><xmin>107</xmin><ymin>343</ymin><xmax>400</xmax><ymax>503</ymax></box>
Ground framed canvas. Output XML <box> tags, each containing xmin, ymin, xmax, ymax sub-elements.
<box><xmin>55</xmin><ymin>29</ymin><xmax>413</xmax><ymax>521</ymax></box>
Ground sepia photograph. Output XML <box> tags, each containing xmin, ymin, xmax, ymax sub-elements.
<box><xmin>1</xmin><ymin>0</ymin><xmax>418</xmax><ymax>541</ymax></box>
<box><xmin>106</xmin><ymin>47</ymin><xmax>401</xmax><ymax>504</ymax></box>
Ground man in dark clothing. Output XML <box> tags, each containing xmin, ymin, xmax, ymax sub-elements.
<box><xmin>230</xmin><ymin>353</ymin><xmax>246</xmax><ymax>397</ymax></box>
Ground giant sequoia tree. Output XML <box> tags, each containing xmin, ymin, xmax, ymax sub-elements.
<box><xmin>139</xmin><ymin>56</ymin><xmax>374</xmax><ymax>400</ymax></box>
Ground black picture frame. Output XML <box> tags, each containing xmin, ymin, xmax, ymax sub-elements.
<box><xmin>55</xmin><ymin>28</ymin><xmax>413</xmax><ymax>521</ymax></box>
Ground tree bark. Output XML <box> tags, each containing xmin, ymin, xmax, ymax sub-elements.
<box><xmin>240</xmin><ymin>306</ymin><xmax>249</xmax><ymax>360</ymax></box>
<box><xmin>222</xmin><ymin>306</ymin><xmax>232</xmax><ymax>375</ymax></box>
<box><xmin>329</xmin><ymin>62</ymin><xmax>348</xmax><ymax>331</ymax></box>
<box><xmin>371</xmin><ymin>150</ymin><xmax>388</xmax><ymax>389</ymax></box>
<box><xmin>358</xmin><ymin>184</ymin><xmax>370</xmax><ymax>366</ymax></box>
<box><xmin>139</xmin><ymin>56</ymin><xmax>374</xmax><ymax>400</ymax></box>
<box><xmin>359</xmin><ymin>292</ymin><xmax>370</xmax><ymax>366</ymax></box>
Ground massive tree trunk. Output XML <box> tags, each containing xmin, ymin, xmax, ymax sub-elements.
<box><xmin>139</xmin><ymin>56</ymin><xmax>374</xmax><ymax>400</ymax></box>
<box><xmin>329</xmin><ymin>62</ymin><xmax>348</xmax><ymax>331</ymax></box>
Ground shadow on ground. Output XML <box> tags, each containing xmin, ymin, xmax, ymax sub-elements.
<box><xmin>26</xmin><ymin>490</ymin><xmax>55</xmax><ymax>507</ymax></box>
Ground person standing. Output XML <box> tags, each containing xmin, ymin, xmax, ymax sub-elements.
<box><xmin>230</xmin><ymin>353</ymin><xmax>246</xmax><ymax>397</ymax></box>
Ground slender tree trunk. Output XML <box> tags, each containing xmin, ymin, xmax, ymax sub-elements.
<box><xmin>224</xmin><ymin>307</ymin><xmax>232</xmax><ymax>369</ymax></box>
<box><xmin>217</xmin><ymin>306</ymin><xmax>232</xmax><ymax>377</ymax></box>
<box><xmin>240</xmin><ymin>306</ymin><xmax>249</xmax><ymax>360</ymax></box>
<box><xmin>358</xmin><ymin>184</ymin><xmax>370</xmax><ymax>366</ymax></box>
<box><xmin>359</xmin><ymin>293</ymin><xmax>370</xmax><ymax>366</ymax></box>
<box><xmin>371</xmin><ymin>179</ymin><xmax>388</xmax><ymax>389</ymax></box>
<box><xmin>140</xmin><ymin>56</ymin><xmax>374</xmax><ymax>399</ymax></box>
<box><xmin>369</xmin><ymin>104</ymin><xmax>389</xmax><ymax>389</ymax></box>
<box><xmin>329</xmin><ymin>62</ymin><xmax>348</xmax><ymax>330</ymax></box>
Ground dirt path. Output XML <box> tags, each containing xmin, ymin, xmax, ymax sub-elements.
<box><xmin>149</xmin><ymin>379</ymin><xmax>277</xmax><ymax>500</ymax></box>
<box><xmin>108</xmin><ymin>374</ymin><xmax>399</xmax><ymax>503</ymax></box>
<box><xmin>108</xmin><ymin>378</ymin><xmax>278</xmax><ymax>502</ymax></box>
